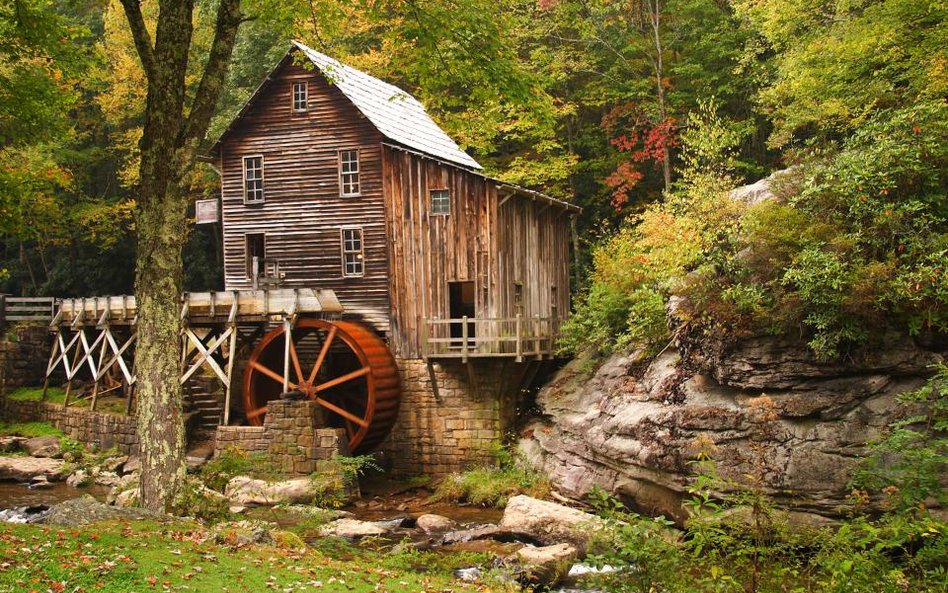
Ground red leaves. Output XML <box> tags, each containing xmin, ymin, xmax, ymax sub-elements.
<box><xmin>602</xmin><ymin>102</ymin><xmax>679</xmax><ymax>209</ymax></box>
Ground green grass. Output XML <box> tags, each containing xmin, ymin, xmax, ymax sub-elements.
<box><xmin>0</xmin><ymin>521</ymin><xmax>498</xmax><ymax>593</ymax></box>
<box><xmin>6</xmin><ymin>386</ymin><xmax>65</xmax><ymax>403</ymax></box>
<box><xmin>0</xmin><ymin>421</ymin><xmax>63</xmax><ymax>438</ymax></box>
<box><xmin>6</xmin><ymin>385</ymin><xmax>128</xmax><ymax>415</ymax></box>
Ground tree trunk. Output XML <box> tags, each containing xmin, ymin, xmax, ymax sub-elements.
<box><xmin>120</xmin><ymin>0</ymin><xmax>244</xmax><ymax>512</ymax></box>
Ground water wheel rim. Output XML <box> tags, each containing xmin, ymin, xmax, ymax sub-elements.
<box><xmin>242</xmin><ymin>318</ymin><xmax>378</xmax><ymax>452</ymax></box>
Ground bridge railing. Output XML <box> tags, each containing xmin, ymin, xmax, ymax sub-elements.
<box><xmin>0</xmin><ymin>295</ymin><xmax>58</xmax><ymax>325</ymax></box>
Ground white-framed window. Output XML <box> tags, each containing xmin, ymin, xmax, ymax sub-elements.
<box><xmin>430</xmin><ymin>189</ymin><xmax>450</xmax><ymax>215</ymax></box>
<box><xmin>243</xmin><ymin>155</ymin><xmax>264</xmax><ymax>204</ymax></box>
<box><xmin>339</xmin><ymin>150</ymin><xmax>361</xmax><ymax>196</ymax></box>
<box><xmin>341</xmin><ymin>227</ymin><xmax>364</xmax><ymax>277</ymax></box>
<box><xmin>292</xmin><ymin>81</ymin><xmax>307</xmax><ymax>112</ymax></box>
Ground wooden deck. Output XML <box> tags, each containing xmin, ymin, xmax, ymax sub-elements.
<box><xmin>423</xmin><ymin>316</ymin><xmax>558</xmax><ymax>362</ymax></box>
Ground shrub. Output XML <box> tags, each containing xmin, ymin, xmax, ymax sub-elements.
<box><xmin>430</xmin><ymin>445</ymin><xmax>550</xmax><ymax>508</ymax></box>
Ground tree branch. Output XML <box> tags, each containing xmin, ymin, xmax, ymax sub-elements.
<box><xmin>181</xmin><ymin>0</ymin><xmax>244</xmax><ymax>149</ymax></box>
<box><xmin>118</xmin><ymin>0</ymin><xmax>157</xmax><ymax>81</ymax></box>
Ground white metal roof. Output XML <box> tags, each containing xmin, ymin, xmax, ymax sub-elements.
<box><xmin>291</xmin><ymin>41</ymin><xmax>482</xmax><ymax>171</ymax></box>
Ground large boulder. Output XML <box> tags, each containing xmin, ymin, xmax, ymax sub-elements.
<box><xmin>40</xmin><ymin>495</ymin><xmax>167</xmax><ymax>526</ymax></box>
<box><xmin>22</xmin><ymin>436</ymin><xmax>61</xmax><ymax>458</ymax></box>
<box><xmin>415</xmin><ymin>513</ymin><xmax>457</xmax><ymax>533</ymax></box>
<box><xmin>499</xmin><ymin>495</ymin><xmax>604</xmax><ymax>552</ymax></box>
<box><xmin>508</xmin><ymin>543</ymin><xmax>578</xmax><ymax>586</ymax></box>
<box><xmin>225</xmin><ymin>476</ymin><xmax>345</xmax><ymax>506</ymax></box>
<box><xmin>0</xmin><ymin>456</ymin><xmax>65</xmax><ymax>482</ymax></box>
<box><xmin>319</xmin><ymin>518</ymin><xmax>393</xmax><ymax>538</ymax></box>
<box><xmin>519</xmin><ymin>328</ymin><xmax>943</xmax><ymax>522</ymax></box>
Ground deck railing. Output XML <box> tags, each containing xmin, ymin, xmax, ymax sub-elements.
<box><xmin>423</xmin><ymin>315</ymin><xmax>558</xmax><ymax>362</ymax></box>
<box><xmin>0</xmin><ymin>295</ymin><xmax>58</xmax><ymax>325</ymax></box>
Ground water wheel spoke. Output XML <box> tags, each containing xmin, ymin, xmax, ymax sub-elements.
<box><xmin>307</xmin><ymin>326</ymin><xmax>337</xmax><ymax>385</ymax></box>
<box><xmin>315</xmin><ymin>365</ymin><xmax>371</xmax><ymax>393</ymax></box>
<box><xmin>288</xmin><ymin>333</ymin><xmax>305</xmax><ymax>385</ymax></box>
<box><xmin>313</xmin><ymin>396</ymin><xmax>370</xmax><ymax>428</ymax></box>
<box><xmin>250</xmin><ymin>360</ymin><xmax>295</xmax><ymax>389</ymax></box>
<box><xmin>246</xmin><ymin>405</ymin><xmax>267</xmax><ymax>419</ymax></box>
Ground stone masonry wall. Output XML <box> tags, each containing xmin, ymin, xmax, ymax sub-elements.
<box><xmin>0</xmin><ymin>398</ymin><xmax>138</xmax><ymax>454</ymax></box>
<box><xmin>381</xmin><ymin>358</ymin><xmax>523</xmax><ymax>477</ymax></box>
<box><xmin>215</xmin><ymin>400</ymin><xmax>349</xmax><ymax>476</ymax></box>
<box><xmin>0</xmin><ymin>324</ymin><xmax>54</xmax><ymax>394</ymax></box>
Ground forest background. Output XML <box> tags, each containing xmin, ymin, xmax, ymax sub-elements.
<box><xmin>0</xmin><ymin>0</ymin><xmax>945</xmax><ymax>361</ymax></box>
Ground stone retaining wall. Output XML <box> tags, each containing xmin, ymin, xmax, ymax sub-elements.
<box><xmin>0</xmin><ymin>398</ymin><xmax>138</xmax><ymax>454</ymax></box>
<box><xmin>215</xmin><ymin>400</ymin><xmax>348</xmax><ymax>476</ymax></box>
<box><xmin>0</xmin><ymin>325</ymin><xmax>54</xmax><ymax>394</ymax></box>
<box><xmin>381</xmin><ymin>358</ymin><xmax>526</xmax><ymax>477</ymax></box>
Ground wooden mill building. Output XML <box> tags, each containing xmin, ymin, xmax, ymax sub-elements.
<box><xmin>31</xmin><ymin>42</ymin><xmax>576</xmax><ymax>476</ymax></box>
<box><xmin>209</xmin><ymin>41</ymin><xmax>576</xmax><ymax>354</ymax></box>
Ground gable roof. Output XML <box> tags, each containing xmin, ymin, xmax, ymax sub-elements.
<box><xmin>210</xmin><ymin>41</ymin><xmax>482</xmax><ymax>171</ymax></box>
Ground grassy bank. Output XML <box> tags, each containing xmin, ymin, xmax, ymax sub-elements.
<box><xmin>0</xmin><ymin>521</ymin><xmax>495</xmax><ymax>593</ymax></box>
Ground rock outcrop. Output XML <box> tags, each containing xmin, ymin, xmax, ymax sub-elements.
<box><xmin>520</xmin><ymin>325</ymin><xmax>943</xmax><ymax>522</ymax></box>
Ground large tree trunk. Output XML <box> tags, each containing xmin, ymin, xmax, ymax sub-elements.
<box><xmin>121</xmin><ymin>0</ymin><xmax>243</xmax><ymax>512</ymax></box>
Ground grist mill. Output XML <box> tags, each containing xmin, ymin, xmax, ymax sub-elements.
<box><xmin>38</xmin><ymin>41</ymin><xmax>579</xmax><ymax>476</ymax></box>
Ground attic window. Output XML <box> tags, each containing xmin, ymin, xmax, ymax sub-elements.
<box><xmin>430</xmin><ymin>189</ymin><xmax>450</xmax><ymax>215</ymax></box>
<box><xmin>292</xmin><ymin>81</ymin><xmax>307</xmax><ymax>112</ymax></box>
<box><xmin>339</xmin><ymin>150</ymin><xmax>360</xmax><ymax>196</ymax></box>
<box><xmin>243</xmin><ymin>156</ymin><xmax>264</xmax><ymax>204</ymax></box>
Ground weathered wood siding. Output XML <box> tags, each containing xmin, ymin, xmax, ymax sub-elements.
<box><xmin>382</xmin><ymin>147</ymin><xmax>497</xmax><ymax>357</ymax></box>
<box><xmin>496</xmin><ymin>192</ymin><xmax>572</xmax><ymax>331</ymax></box>
<box><xmin>382</xmin><ymin>146</ymin><xmax>572</xmax><ymax>358</ymax></box>
<box><xmin>217</xmin><ymin>54</ymin><xmax>390</xmax><ymax>332</ymax></box>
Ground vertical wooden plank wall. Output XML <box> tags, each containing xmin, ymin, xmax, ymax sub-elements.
<box><xmin>217</xmin><ymin>57</ymin><xmax>391</xmax><ymax>332</ymax></box>
<box><xmin>382</xmin><ymin>146</ymin><xmax>572</xmax><ymax>358</ymax></box>
<box><xmin>382</xmin><ymin>147</ymin><xmax>497</xmax><ymax>358</ymax></box>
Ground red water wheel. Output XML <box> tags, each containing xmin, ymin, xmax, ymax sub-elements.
<box><xmin>242</xmin><ymin>318</ymin><xmax>401</xmax><ymax>454</ymax></box>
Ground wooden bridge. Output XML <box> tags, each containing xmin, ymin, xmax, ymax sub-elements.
<box><xmin>41</xmin><ymin>289</ymin><xmax>343</xmax><ymax>425</ymax></box>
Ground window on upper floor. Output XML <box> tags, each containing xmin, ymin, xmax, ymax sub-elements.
<box><xmin>339</xmin><ymin>150</ymin><xmax>361</xmax><ymax>196</ymax></box>
<box><xmin>292</xmin><ymin>81</ymin><xmax>308</xmax><ymax>112</ymax></box>
<box><xmin>243</xmin><ymin>156</ymin><xmax>264</xmax><ymax>204</ymax></box>
<box><xmin>430</xmin><ymin>189</ymin><xmax>450</xmax><ymax>215</ymax></box>
<box><xmin>341</xmin><ymin>227</ymin><xmax>364</xmax><ymax>277</ymax></box>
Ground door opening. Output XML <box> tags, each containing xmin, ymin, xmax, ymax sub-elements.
<box><xmin>449</xmin><ymin>281</ymin><xmax>476</xmax><ymax>344</ymax></box>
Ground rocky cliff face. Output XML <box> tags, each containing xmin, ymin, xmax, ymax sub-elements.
<box><xmin>519</xmin><ymin>315</ymin><xmax>943</xmax><ymax>523</ymax></box>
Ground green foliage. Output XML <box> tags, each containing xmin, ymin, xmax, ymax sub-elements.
<box><xmin>587</xmin><ymin>487</ymin><xmax>684</xmax><ymax>593</ymax></box>
<box><xmin>199</xmin><ymin>447</ymin><xmax>268</xmax><ymax>492</ymax></box>
<box><xmin>308</xmin><ymin>454</ymin><xmax>379</xmax><ymax>509</ymax></box>
<box><xmin>560</xmin><ymin>102</ymin><xmax>748</xmax><ymax>354</ymax></box>
<box><xmin>169</xmin><ymin>476</ymin><xmax>231</xmax><ymax>523</ymax></box>
<box><xmin>431</xmin><ymin>445</ymin><xmax>550</xmax><ymax>508</ymax></box>
<box><xmin>853</xmin><ymin>364</ymin><xmax>948</xmax><ymax>510</ymax></box>
<box><xmin>6</xmin><ymin>386</ymin><xmax>64</xmax><ymax>402</ymax></box>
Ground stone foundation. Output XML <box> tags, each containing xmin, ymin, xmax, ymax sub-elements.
<box><xmin>381</xmin><ymin>358</ymin><xmax>531</xmax><ymax>477</ymax></box>
<box><xmin>215</xmin><ymin>400</ymin><xmax>349</xmax><ymax>476</ymax></box>
<box><xmin>1</xmin><ymin>324</ymin><xmax>54</xmax><ymax>394</ymax></box>
<box><xmin>0</xmin><ymin>398</ymin><xmax>138</xmax><ymax>454</ymax></box>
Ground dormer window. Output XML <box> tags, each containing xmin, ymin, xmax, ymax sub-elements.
<box><xmin>339</xmin><ymin>150</ymin><xmax>361</xmax><ymax>196</ymax></box>
<box><xmin>292</xmin><ymin>81</ymin><xmax>307</xmax><ymax>112</ymax></box>
<box><xmin>243</xmin><ymin>156</ymin><xmax>264</xmax><ymax>204</ymax></box>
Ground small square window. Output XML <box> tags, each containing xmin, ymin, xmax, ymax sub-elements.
<box><xmin>430</xmin><ymin>189</ymin><xmax>450</xmax><ymax>215</ymax></box>
<box><xmin>341</xmin><ymin>227</ymin><xmax>364</xmax><ymax>277</ymax></box>
<box><xmin>339</xmin><ymin>150</ymin><xmax>360</xmax><ymax>196</ymax></box>
<box><xmin>292</xmin><ymin>81</ymin><xmax>307</xmax><ymax>112</ymax></box>
<box><xmin>243</xmin><ymin>156</ymin><xmax>264</xmax><ymax>203</ymax></box>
